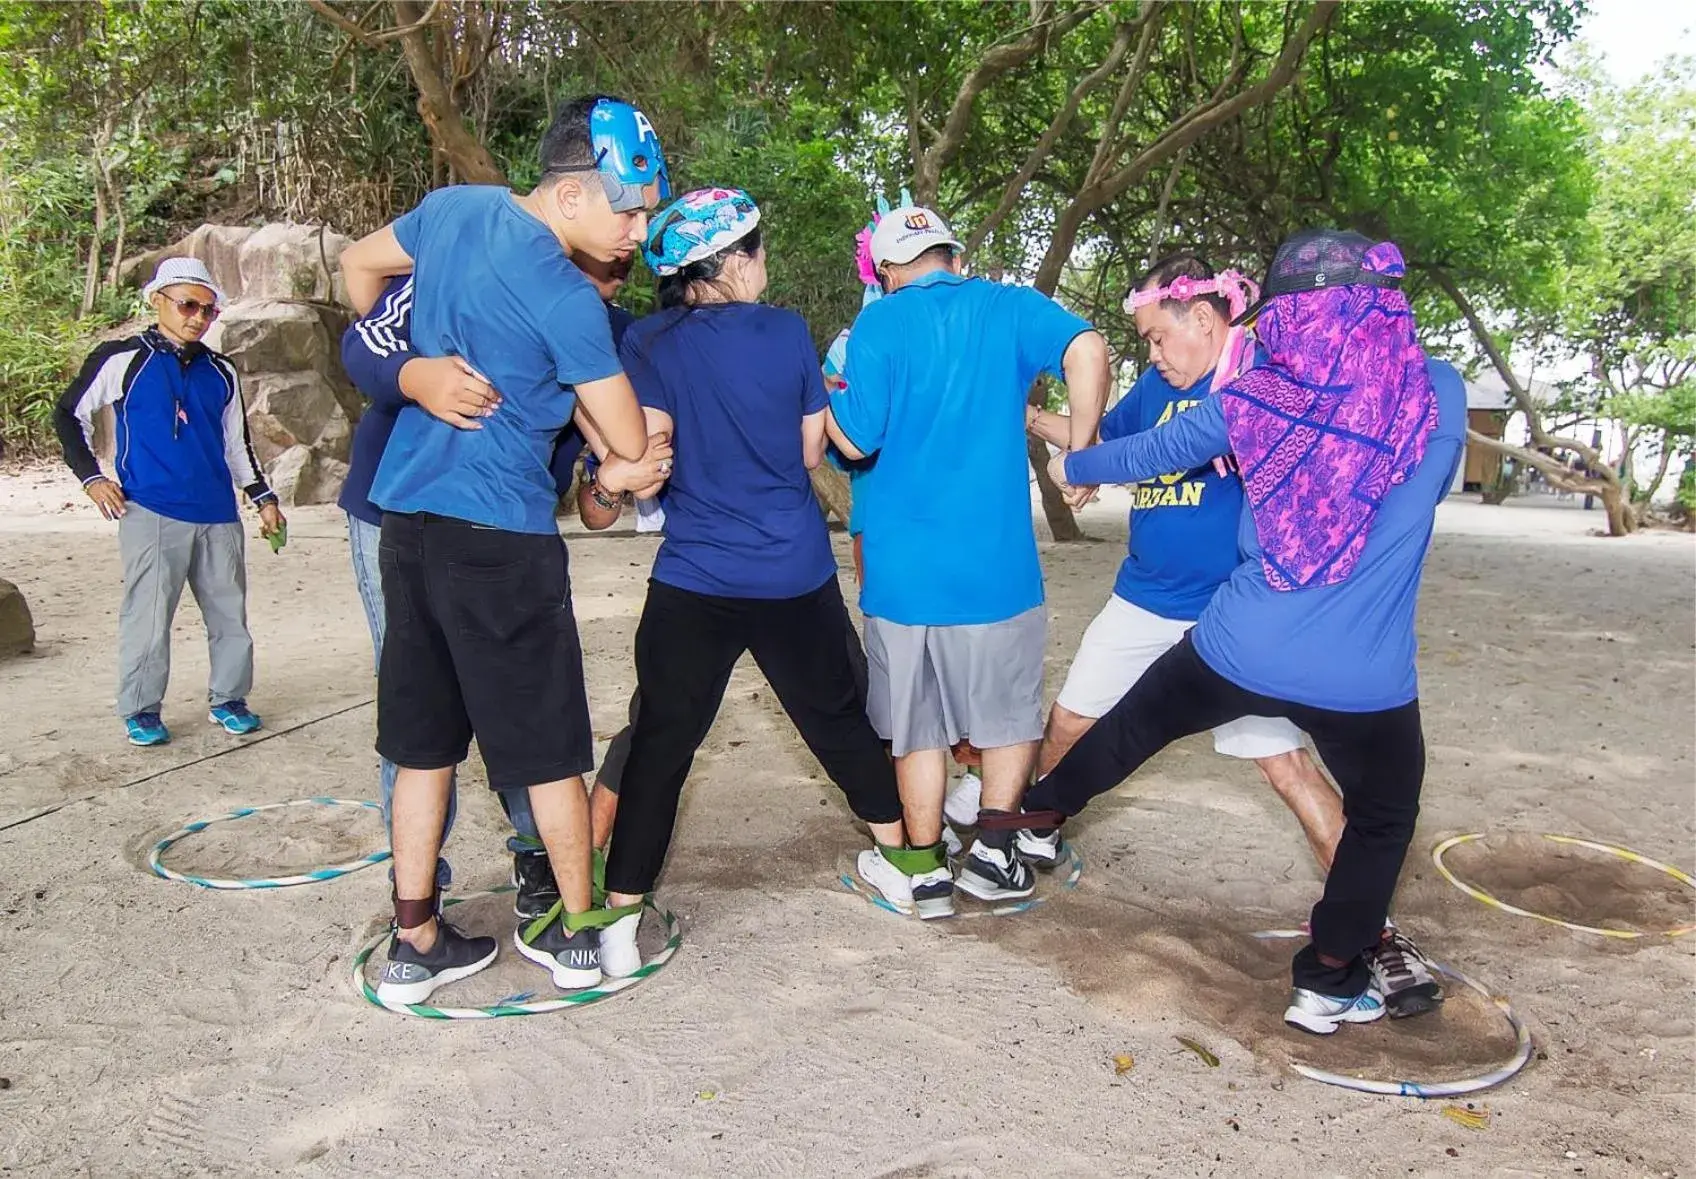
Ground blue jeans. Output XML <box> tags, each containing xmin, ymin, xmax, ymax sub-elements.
<box><xmin>349</xmin><ymin>515</ymin><xmax>548</xmax><ymax>880</ymax></box>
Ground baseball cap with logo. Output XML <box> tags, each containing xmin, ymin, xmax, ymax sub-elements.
<box><xmin>144</xmin><ymin>256</ymin><xmax>226</xmax><ymax>305</ymax></box>
<box><xmin>869</xmin><ymin>205</ymin><xmax>964</xmax><ymax>269</ymax></box>
<box><xmin>1231</xmin><ymin>228</ymin><xmax>1402</xmax><ymax>325</ymax></box>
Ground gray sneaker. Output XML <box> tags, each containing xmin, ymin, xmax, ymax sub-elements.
<box><xmin>514</xmin><ymin>914</ymin><xmax>602</xmax><ymax>990</ymax></box>
<box><xmin>956</xmin><ymin>842</ymin><xmax>1035</xmax><ymax>901</ymax></box>
<box><xmin>1284</xmin><ymin>984</ymin><xmax>1386</xmax><ymax>1035</ymax></box>
<box><xmin>1367</xmin><ymin>925</ymin><xmax>1444</xmax><ymax>1019</ymax></box>
<box><xmin>375</xmin><ymin>921</ymin><xmax>498</xmax><ymax>1005</ymax></box>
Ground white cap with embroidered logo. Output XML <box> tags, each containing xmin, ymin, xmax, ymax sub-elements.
<box><xmin>869</xmin><ymin>205</ymin><xmax>964</xmax><ymax>268</ymax></box>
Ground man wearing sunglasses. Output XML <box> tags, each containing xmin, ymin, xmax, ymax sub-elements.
<box><xmin>54</xmin><ymin>256</ymin><xmax>285</xmax><ymax>748</ymax></box>
<box><xmin>339</xmin><ymin>94</ymin><xmax>668</xmax><ymax>1003</ymax></box>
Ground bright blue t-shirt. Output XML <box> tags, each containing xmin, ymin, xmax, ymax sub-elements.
<box><xmin>832</xmin><ymin>272</ymin><xmax>1090</xmax><ymax>626</ymax></box>
<box><xmin>620</xmin><ymin>303</ymin><xmax>837</xmax><ymax>600</ymax></box>
<box><xmin>369</xmin><ymin>185</ymin><xmax>621</xmax><ymax>534</ymax></box>
<box><xmin>1102</xmin><ymin>366</ymin><xmax>1243</xmax><ymax>621</ymax></box>
<box><xmin>1065</xmin><ymin>358</ymin><xmax>1467</xmax><ymax>712</ymax></box>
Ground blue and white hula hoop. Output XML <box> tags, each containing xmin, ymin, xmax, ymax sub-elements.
<box><xmin>148</xmin><ymin>797</ymin><xmax>391</xmax><ymax>889</ymax></box>
<box><xmin>1252</xmin><ymin>929</ymin><xmax>1533</xmax><ymax>1097</ymax></box>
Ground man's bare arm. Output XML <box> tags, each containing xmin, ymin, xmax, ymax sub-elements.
<box><xmin>802</xmin><ymin>410</ymin><xmax>828</xmax><ymax>470</ymax></box>
<box><xmin>573</xmin><ymin>374</ymin><xmax>648</xmax><ymax>461</ymax></box>
<box><xmin>1061</xmin><ymin>330</ymin><xmax>1110</xmax><ymax>452</ymax></box>
<box><xmin>824</xmin><ymin>406</ymin><xmax>867</xmax><ymax>462</ymax></box>
<box><xmin>339</xmin><ymin>226</ymin><xmax>415</xmax><ymax>317</ymax></box>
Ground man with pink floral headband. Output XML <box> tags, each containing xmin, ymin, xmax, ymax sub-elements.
<box><xmin>1033</xmin><ymin>229</ymin><xmax>1468</xmax><ymax>1035</ymax></box>
<box><xmin>1025</xmin><ymin>254</ymin><xmax>1345</xmax><ymax>872</ymax></box>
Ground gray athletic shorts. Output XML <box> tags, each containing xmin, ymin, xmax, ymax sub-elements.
<box><xmin>863</xmin><ymin>605</ymin><xmax>1047</xmax><ymax>757</ymax></box>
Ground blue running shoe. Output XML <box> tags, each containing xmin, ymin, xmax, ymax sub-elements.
<box><xmin>208</xmin><ymin>699</ymin><xmax>262</xmax><ymax>735</ymax></box>
<box><xmin>125</xmin><ymin>711</ymin><xmax>170</xmax><ymax>747</ymax></box>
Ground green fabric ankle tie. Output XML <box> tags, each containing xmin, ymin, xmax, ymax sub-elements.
<box><xmin>878</xmin><ymin>842</ymin><xmax>946</xmax><ymax>875</ymax></box>
<box><xmin>522</xmin><ymin>900</ymin><xmax>644</xmax><ymax>944</ymax></box>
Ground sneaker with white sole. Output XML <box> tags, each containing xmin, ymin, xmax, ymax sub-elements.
<box><xmin>598</xmin><ymin>908</ymin><xmax>643</xmax><ymax>979</ymax></box>
<box><xmin>1367</xmin><ymin>925</ymin><xmax>1443</xmax><ymax>1019</ymax></box>
<box><xmin>208</xmin><ymin>699</ymin><xmax>262</xmax><ymax>735</ymax></box>
<box><xmin>1014</xmin><ymin>826</ymin><xmax>1066</xmax><ymax>871</ymax></box>
<box><xmin>1283</xmin><ymin>985</ymin><xmax>1386</xmax><ymax>1035</ymax></box>
<box><xmin>944</xmin><ymin>771</ymin><xmax>982</xmax><ymax>828</ymax></box>
<box><xmin>124</xmin><ymin>711</ymin><xmax>170</xmax><ymax>747</ymax></box>
<box><xmin>510</xmin><ymin>849</ymin><xmax>560</xmax><ymax>920</ymax></box>
<box><xmin>375</xmin><ymin>920</ymin><xmax>498</xmax><ymax>1005</ymax></box>
<box><xmin>856</xmin><ymin>848</ymin><xmax>915</xmax><ymax>912</ymax></box>
<box><xmin>956</xmin><ymin>841</ymin><xmax>1035</xmax><ymax>901</ymax></box>
<box><xmin>911</xmin><ymin>866</ymin><xmax>956</xmax><ymax>920</ymax></box>
<box><xmin>514</xmin><ymin>911</ymin><xmax>602</xmax><ymax>990</ymax></box>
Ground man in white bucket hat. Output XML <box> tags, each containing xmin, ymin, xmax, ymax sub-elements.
<box><xmin>53</xmin><ymin>256</ymin><xmax>284</xmax><ymax>747</ymax></box>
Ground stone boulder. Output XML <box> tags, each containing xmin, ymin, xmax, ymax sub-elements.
<box><xmin>237</xmin><ymin>224</ymin><xmax>352</xmax><ymax>304</ymax></box>
<box><xmin>0</xmin><ymin>578</ymin><xmax>35</xmax><ymax>658</ymax></box>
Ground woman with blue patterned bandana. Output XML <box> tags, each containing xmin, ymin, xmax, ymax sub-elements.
<box><xmin>597</xmin><ymin>189</ymin><xmax>917</xmax><ymax>974</ymax></box>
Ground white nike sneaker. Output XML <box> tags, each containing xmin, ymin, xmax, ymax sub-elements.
<box><xmin>944</xmin><ymin>771</ymin><xmax>982</xmax><ymax>828</ymax></box>
<box><xmin>856</xmin><ymin>848</ymin><xmax>915</xmax><ymax>912</ymax></box>
<box><xmin>941</xmin><ymin>822</ymin><xmax>964</xmax><ymax>858</ymax></box>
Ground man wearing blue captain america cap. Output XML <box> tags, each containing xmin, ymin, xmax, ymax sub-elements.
<box><xmin>339</xmin><ymin>94</ymin><xmax>673</xmax><ymax>1005</ymax></box>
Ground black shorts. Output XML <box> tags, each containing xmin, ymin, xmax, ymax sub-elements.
<box><xmin>375</xmin><ymin>511</ymin><xmax>593</xmax><ymax>790</ymax></box>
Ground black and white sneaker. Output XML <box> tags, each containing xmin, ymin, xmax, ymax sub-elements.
<box><xmin>1014</xmin><ymin>826</ymin><xmax>1066</xmax><ymax>871</ymax></box>
<box><xmin>514</xmin><ymin>914</ymin><xmax>602</xmax><ymax>990</ymax></box>
<box><xmin>511</xmin><ymin>849</ymin><xmax>560</xmax><ymax>920</ymax></box>
<box><xmin>911</xmin><ymin>867</ymin><xmax>956</xmax><ymax>920</ymax></box>
<box><xmin>375</xmin><ymin>921</ymin><xmax>498</xmax><ymax>1005</ymax></box>
<box><xmin>1367</xmin><ymin>924</ymin><xmax>1444</xmax><ymax>1019</ymax></box>
<box><xmin>956</xmin><ymin>841</ymin><xmax>1035</xmax><ymax>901</ymax></box>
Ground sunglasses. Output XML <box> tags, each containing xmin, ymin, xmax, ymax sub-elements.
<box><xmin>165</xmin><ymin>296</ymin><xmax>220</xmax><ymax>321</ymax></box>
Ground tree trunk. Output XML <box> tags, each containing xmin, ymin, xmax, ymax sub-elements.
<box><xmin>390</xmin><ymin>0</ymin><xmax>506</xmax><ymax>186</ymax></box>
<box><xmin>80</xmin><ymin>166</ymin><xmax>106</xmax><ymax>318</ymax></box>
<box><xmin>1600</xmin><ymin>483</ymin><xmax>1637</xmax><ymax>536</ymax></box>
<box><xmin>809</xmin><ymin>464</ymin><xmax>853</xmax><ymax>527</ymax></box>
<box><xmin>1029</xmin><ymin>433</ymin><xmax>1082</xmax><ymax>541</ymax></box>
<box><xmin>1639</xmin><ymin>444</ymin><xmax>1674</xmax><ymax>508</ymax></box>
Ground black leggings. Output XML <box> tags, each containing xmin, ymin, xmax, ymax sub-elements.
<box><xmin>592</xmin><ymin>613</ymin><xmax>868</xmax><ymax>797</ymax></box>
<box><xmin>604</xmin><ymin>577</ymin><xmax>901</xmax><ymax>895</ymax></box>
<box><xmin>1024</xmin><ymin>634</ymin><xmax>1424</xmax><ymax>991</ymax></box>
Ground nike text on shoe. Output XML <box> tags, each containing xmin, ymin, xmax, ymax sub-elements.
<box><xmin>856</xmin><ymin>848</ymin><xmax>915</xmax><ymax>912</ymax></box>
<box><xmin>956</xmin><ymin>842</ymin><xmax>1035</xmax><ymax>902</ymax></box>
<box><xmin>514</xmin><ymin>912</ymin><xmax>603</xmax><ymax>990</ymax></box>
<box><xmin>375</xmin><ymin>921</ymin><xmax>498</xmax><ymax>1006</ymax></box>
<box><xmin>1368</xmin><ymin>925</ymin><xmax>1444</xmax><ymax>1019</ymax></box>
<box><xmin>125</xmin><ymin>711</ymin><xmax>170</xmax><ymax>747</ymax></box>
<box><xmin>1283</xmin><ymin>985</ymin><xmax>1386</xmax><ymax>1035</ymax></box>
<box><xmin>910</xmin><ymin>866</ymin><xmax>956</xmax><ymax>920</ymax></box>
<box><xmin>510</xmin><ymin>849</ymin><xmax>561</xmax><ymax>920</ymax></box>
<box><xmin>1014</xmin><ymin>826</ymin><xmax>1065</xmax><ymax>871</ymax></box>
<box><xmin>208</xmin><ymin>699</ymin><xmax>262</xmax><ymax>735</ymax></box>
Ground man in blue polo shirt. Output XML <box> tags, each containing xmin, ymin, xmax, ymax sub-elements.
<box><xmin>338</xmin><ymin>94</ymin><xmax>665</xmax><ymax>1002</ymax></box>
<box><xmin>1025</xmin><ymin>254</ymin><xmax>1345</xmax><ymax>874</ymax></box>
<box><xmin>825</xmin><ymin>205</ymin><xmax>1110</xmax><ymax>918</ymax></box>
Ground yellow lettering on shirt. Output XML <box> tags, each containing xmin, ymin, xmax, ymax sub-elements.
<box><xmin>1137</xmin><ymin>398</ymin><xmax>1208</xmax><ymax>506</ymax></box>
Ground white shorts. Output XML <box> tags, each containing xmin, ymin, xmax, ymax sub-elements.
<box><xmin>1054</xmin><ymin>594</ymin><xmax>1304</xmax><ymax>760</ymax></box>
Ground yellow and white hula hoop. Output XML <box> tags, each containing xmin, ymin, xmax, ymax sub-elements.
<box><xmin>1432</xmin><ymin>833</ymin><xmax>1696</xmax><ymax>940</ymax></box>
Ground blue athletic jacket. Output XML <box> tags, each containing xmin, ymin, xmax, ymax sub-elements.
<box><xmin>337</xmin><ymin>276</ymin><xmax>635</xmax><ymax>526</ymax></box>
<box><xmin>54</xmin><ymin>327</ymin><xmax>276</xmax><ymax>524</ymax></box>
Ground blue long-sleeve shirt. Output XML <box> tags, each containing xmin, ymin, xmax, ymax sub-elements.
<box><xmin>338</xmin><ymin>276</ymin><xmax>633</xmax><ymax>526</ymax></box>
<box><xmin>1065</xmin><ymin>359</ymin><xmax>1467</xmax><ymax>711</ymax></box>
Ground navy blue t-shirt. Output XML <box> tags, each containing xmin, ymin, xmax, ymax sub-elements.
<box><xmin>1103</xmin><ymin>366</ymin><xmax>1244</xmax><ymax>621</ymax></box>
<box><xmin>620</xmin><ymin>303</ymin><xmax>836</xmax><ymax>599</ymax></box>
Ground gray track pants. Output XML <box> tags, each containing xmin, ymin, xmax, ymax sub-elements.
<box><xmin>116</xmin><ymin>502</ymin><xmax>253</xmax><ymax>718</ymax></box>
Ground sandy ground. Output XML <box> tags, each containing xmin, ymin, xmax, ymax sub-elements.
<box><xmin>1</xmin><ymin>462</ymin><xmax>1693</xmax><ymax>1178</ymax></box>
